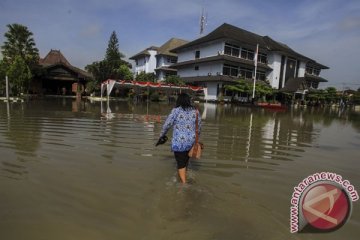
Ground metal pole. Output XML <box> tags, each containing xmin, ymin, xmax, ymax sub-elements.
<box><xmin>252</xmin><ymin>44</ymin><xmax>259</xmax><ymax>99</ymax></box>
<box><xmin>6</xmin><ymin>75</ymin><xmax>9</xmax><ymax>100</ymax></box>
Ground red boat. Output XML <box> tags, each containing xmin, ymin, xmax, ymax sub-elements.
<box><xmin>256</xmin><ymin>102</ymin><xmax>287</xmax><ymax>110</ymax></box>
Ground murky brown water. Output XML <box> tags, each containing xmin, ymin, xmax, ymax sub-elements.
<box><xmin>0</xmin><ymin>98</ymin><xmax>359</xmax><ymax>240</ymax></box>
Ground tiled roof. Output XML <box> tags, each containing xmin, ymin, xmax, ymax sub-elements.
<box><xmin>280</xmin><ymin>78</ymin><xmax>306</xmax><ymax>92</ymax></box>
<box><xmin>39</xmin><ymin>49</ymin><xmax>92</xmax><ymax>79</ymax></box>
<box><xmin>39</xmin><ymin>49</ymin><xmax>71</xmax><ymax>66</ymax></box>
<box><xmin>156</xmin><ymin>38</ymin><xmax>188</xmax><ymax>57</ymax></box>
<box><xmin>172</xmin><ymin>23</ymin><xmax>328</xmax><ymax>69</ymax></box>
<box><xmin>280</xmin><ymin>75</ymin><xmax>328</xmax><ymax>92</ymax></box>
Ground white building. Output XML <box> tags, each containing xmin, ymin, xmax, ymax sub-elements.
<box><xmin>129</xmin><ymin>38</ymin><xmax>188</xmax><ymax>81</ymax></box>
<box><xmin>130</xmin><ymin>46</ymin><xmax>158</xmax><ymax>75</ymax></box>
<box><xmin>171</xmin><ymin>23</ymin><xmax>329</xmax><ymax>101</ymax></box>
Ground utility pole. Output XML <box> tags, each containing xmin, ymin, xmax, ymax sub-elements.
<box><xmin>5</xmin><ymin>75</ymin><xmax>9</xmax><ymax>100</ymax></box>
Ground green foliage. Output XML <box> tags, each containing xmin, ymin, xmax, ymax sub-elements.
<box><xmin>325</xmin><ymin>87</ymin><xmax>337</xmax><ymax>93</ymax></box>
<box><xmin>136</xmin><ymin>71</ymin><xmax>156</xmax><ymax>82</ymax></box>
<box><xmin>255</xmin><ymin>82</ymin><xmax>273</xmax><ymax>98</ymax></box>
<box><xmin>224</xmin><ymin>79</ymin><xmax>252</xmax><ymax>95</ymax></box>
<box><xmin>307</xmin><ymin>88</ymin><xmax>340</xmax><ymax>103</ymax></box>
<box><xmin>117</xmin><ymin>64</ymin><xmax>133</xmax><ymax>80</ymax></box>
<box><xmin>324</xmin><ymin>87</ymin><xmax>339</xmax><ymax>102</ymax></box>
<box><xmin>164</xmin><ymin>75</ymin><xmax>185</xmax><ymax>85</ymax></box>
<box><xmin>1</xmin><ymin>23</ymin><xmax>40</xmax><ymax>96</ymax></box>
<box><xmin>105</xmin><ymin>31</ymin><xmax>125</xmax><ymax>62</ymax></box>
<box><xmin>7</xmin><ymin>55</ymin><xmax>32</xmax><ymax>95</ymax></box>
<box><xmin>0</xmin><ymin>60</ymin><xmax>7</xmax><ymax>93</ymax></box>
<box><xmin>85</xmin><ymin>31</ymin><xmax>131</xmax><ymax>86</ymax></box>
<box><xmin>85</xmin><ymin>80</ymin><xmax>98</xmax><ymax>94</ymax></box>
<box><xmin>224</xmin><ymin>79</ymin><xmax>273</xmax><ymax>99</ymax></box>
<box><xmin>85</xmin><ymin>60</ymin><xmax>109</xmax><ymax>84</ymax></box>
<box><xmin>150</xmin><ymin>91</ymin><xmax>160</xmax><ymax>101</ymax></box>
<box><xmin>1</xmin><ymin>23</ymin><xmax>39</xmax><ymax>67</ymax></box>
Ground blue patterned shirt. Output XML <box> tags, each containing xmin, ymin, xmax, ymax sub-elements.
<box><xmin>160</xmin><ymin>107</ymin><xmax>201</xmax><ymax>152</ymax></box>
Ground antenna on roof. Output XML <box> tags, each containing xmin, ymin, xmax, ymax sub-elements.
<box><xmin>199</xmin><ymin>7</ymin><xmax>207</xmax><ymax>36</ymax></box>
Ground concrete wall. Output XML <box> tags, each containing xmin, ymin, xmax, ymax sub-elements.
<box><xmin>267</xmin><ymin>53</ymin><xmax>282</xmax><ymax>89</ymax></box>
<box><xmin>298</xmin><ymin>61</ymin><xmax>306</xmax><ymax>77</ymax></box>
<box><xmin>177</xmin><ymin>41</ymin><xmax>224</xmax><ymax>62</ymax></box>
<box><xmin>147</xmin><ymin>50</ymin><xmax>157</xmax><ymax>73</ymax></box>
<box><xmin>178</xmin><ymin>62</ymin><xmax>223</xmax><ymax>77</ymax></box>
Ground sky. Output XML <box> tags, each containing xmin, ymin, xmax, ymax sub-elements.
<box><xmin>0</xmin><ymin>0</ymin><xmax>359</xmax><ymax>89</ymax></box>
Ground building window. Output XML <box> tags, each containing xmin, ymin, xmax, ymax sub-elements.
<box><xmin>135</xmin><ymin>60</ymin><xmax>138</xmax><ymax>66</ymax></box>
<box><xmin>194</xmin><ymin>66</ymin><xmax>199</xmax><ymax>71</ymax></box>
<box><xmin>195</xmin><ymin>50</ymin><xmax>200</xmax><ymax>59</ymax></box>
<box><xmin>240</xmin><ymin>48</ymin><xmax>254</xmax><ymax>61</ymax></box>
<box><xmin>306</xmin><ymin>66</ymin><xmax>320</xmax><ymax>76</ymax></box>
<box><xmin>256</xmin><ymin>71</ymin><xmax>266</xmax><ymax>81</ymax></box>
<box><xmin>239</xmin><ymin>67</ymin><xmax>253</xmax><ymax>79</ymax></box>
<box><xmin>167</xmin><ymin>57</ymin><xmax>177</xmax><ymax>64</ymax></box>
<box><xmin>313</xmin><ymin>69</ymin><xmax>320</xmax><ymax>76</ymax></box>
<box><xmin>258</xmin><ymin>53</ymin><xmax>267</xmax><ymax>64</ymax></box>
<box><xmin>224</xmin><ymin>43</ymin><xmax>240</xmax><ymax>57</ymax></box>
<box><xmin>223</xmin><ymin>64</ymin><xmax>239</xmax><ymax>77</ymax></box>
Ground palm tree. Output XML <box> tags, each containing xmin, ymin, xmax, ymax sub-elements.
<box><xmin>1</xmin><ymin>23</ymin><xmax>40</xmax><ymax>95</ymax></box>
<box><xmin>1</xmin><ymin>23</ymin><xmax>39</xmax><ymax>66</ymax></box>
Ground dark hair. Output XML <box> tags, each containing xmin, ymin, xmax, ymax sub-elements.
<box><xmin>176</xmin><ymin>93</ymin><xmax>193</xmax><ymax>110</ymax></box>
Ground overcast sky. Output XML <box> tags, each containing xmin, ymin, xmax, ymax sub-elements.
<box><xmin>1</xmin><ymin>0</ymin><xmax>359</xmax><ymax>89</ymax></box>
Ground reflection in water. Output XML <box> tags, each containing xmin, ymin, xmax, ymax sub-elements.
<box><xmin>0</xmin><ymin>99</ymin><xmax>359</xmax><ymax>240</ymax></box>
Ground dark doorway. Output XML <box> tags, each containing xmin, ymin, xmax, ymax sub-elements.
<box><xmin>285</xmin><ymin>58</ymin><xmax>297</xmax><ymax>84</ymax></box>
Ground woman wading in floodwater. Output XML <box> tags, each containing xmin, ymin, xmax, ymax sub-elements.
<box><xmin>158</xmin><ymin>93</ymin><xmax>201</xmax><ymax>184</ymax></box>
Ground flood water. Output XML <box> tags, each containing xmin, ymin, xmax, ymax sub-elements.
<box><xmin>0</xmin><ymin>98</ymin><xmax>359</xmax><ymax>240</ymax></box>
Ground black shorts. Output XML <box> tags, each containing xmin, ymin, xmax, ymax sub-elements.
<box><xmin>174</xmin><ymin>151</ymin><xmax>190</xmax><ymax>169</ymax></box>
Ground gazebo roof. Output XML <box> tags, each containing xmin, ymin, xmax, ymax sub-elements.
<box><xmin>39</xmin><ymin>49</ymin><xmax>71</xmax><ymax>66</ymax></box>
<box><xmin>39</xmin><ymin>49</ymin><xmax>92</xmax><ymax>79</ymax></box>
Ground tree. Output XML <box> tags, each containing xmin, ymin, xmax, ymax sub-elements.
<box><xmin>105</xmin><ymin>31</ymin><xmax>125</xmax><ymax>63</ymax></box>
<box><xmin>164</xmin><ymin>75</ymin><xmax>185</xmax><ymax>85</ymax></box>
<box><xmin>136</xmin><ymin>71</ymin><xmax>156</xmax><ymax>82</ymax></box>
<box><xmin>1</xmin><ymin>23</ymin><xmax>39</xmax><ymax>67</ymax></box>
<box><xmin>6</xmin><ymin>55</ymin><xmax>32</xmax><ymax>95</ymax></box>
<box><xmin>117</xmin><ymin>64</ymin><xmax>133</xmax><ymax>80</ymax></box>
<box><xmin>225</xmin><ymin>79</ymin><xmax>252</xmax><ymax>95</ymax></box>
<box><xmin>0</xmin><ymin>60</ymin><xmax>6</xmax><ymax>93</ymax></box>
<box><xmin>1</xmin><ymin>23</ymin><xmax>40</xmax><ymax>95</ymax></box>
<box><xmin>325</xmin><ymin>87</ymin><xmax>339</xmax><ymax>103</ymax></box>
<box><xmin>85</xmin><ymin>31</ymin><xmax>131</xmax><ymax>90</ymax></box>
<box><xmin>255</xmin><ymin>82</ymin><xmax>273</xmax><ymax>100</ymax></box>
<box><xmin>85</xmin><ymin>61</ymin><xmax>110</xmax><ymax>84</ymax></box>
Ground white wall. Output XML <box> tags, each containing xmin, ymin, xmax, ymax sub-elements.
<box><xmin>134</xmin><ymin>57</ymin><xmax>146</xmax><ymax>74</ymax></box>
<box><xmin>204</xmin><ymin>82</ymin><xmax>220</xmax><ymax>101</ymax></box>
<box><xmin>157</xmin><ymin>56</ymin><xmax>165</xmax><ymax>67</ymax></box>
<box><xmin>147</xmin><ymin>50</ymin><xmax>157</xmax><ymax>73</ymax></box>
<box><xmin>177</xmin><ymin>41</ymin><xmax>224</xmax><ymax>62</ymax></box>
<box><xmin>267</xmin><ymin>53</ymin><xmax>282</xmax><ymax>89</ymax></box>
<box><xmin>298</xmin><ymin>61</ymin><xmax>306</xmax><ymax>77</ymax></box>
<box><xmin>178</xmin><ymin>62</ymin><xmax>223</xmax><ymax>77</ymax></box>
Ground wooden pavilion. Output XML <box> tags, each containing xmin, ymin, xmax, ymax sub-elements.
<box><xmin>32</xmin><ymin>49</ymin><xmax>93</xmax><ymax>95</ymax></box>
